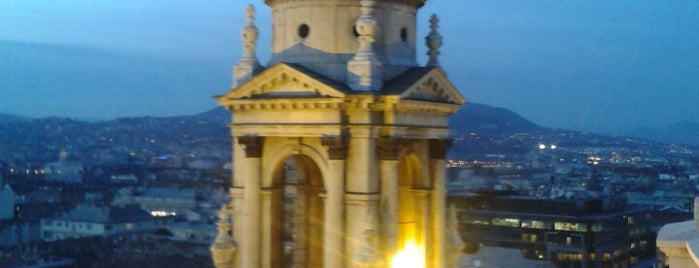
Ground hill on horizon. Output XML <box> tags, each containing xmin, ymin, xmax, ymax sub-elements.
<box><xmin>1</xmin><ymin>102</ymin><xmax>697</xmax><ymax>164</ymax></box>
<box><xmin>449</xmin><ymin>103</ymin><xmax>544</xmax><ymax>136</ymax></box>
<box><xmin>627</xmin><ymin>121</ymin><xmax>699</xmax><ymax>145</ymax></box>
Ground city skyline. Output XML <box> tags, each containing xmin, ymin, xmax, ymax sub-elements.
<box><xmin>1</xmin><ymin>0</ymin><xmax>697</xmax><ymax>133</ymax></box>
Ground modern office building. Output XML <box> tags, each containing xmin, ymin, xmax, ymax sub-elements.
<box><xmin>450</xmin><ymin>191</ymin><xmax>656</xmax><ymax>267</ymax></box>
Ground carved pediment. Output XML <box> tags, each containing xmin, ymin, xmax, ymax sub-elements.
<box><xmin>397</xmin><ymin>68</ymin><xmax>465</xmax><ymax>105</ymax></box>
<box><xmin>217</xmin><ymin>63</ymin><xmax>348</xmax><ymax>103</ymax></box>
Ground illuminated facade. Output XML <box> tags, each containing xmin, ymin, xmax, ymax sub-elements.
<box><xmin>210</xmin><ymin>0</ymin><xmax>465</xmax><ymax>267</ymax></box>
<box><xmin>451</xmin><ymin>191</ymin><xmax>656</xmax><ymax>267</ymax></box>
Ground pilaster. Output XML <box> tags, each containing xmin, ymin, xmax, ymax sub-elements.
<box><xmin>322</xmin><ymin>136</ymin><xmax>348</xmax><ymax>268</ymax></box>
<box><xmin>237</xmin><ymin>135</ymin><xmax>264</xmax><ymax>268</ymax></box>
<box><xmin>346</xmin><ymin>193</ymin><xmax>381</xmax><ymax>268</ymax></box>
<box><xmin>377</xmin><ymin>137</ymin><xmax>405</xmax><ymax>259</ymax></box>
<box><xmin>429</xmin><ymin>138</ymin><xmax>451</xmax><ymax>268</ymax></box>
<box><xmin>260</xmin><ymin>187</ymin><xmax>283</xmax><ymax>268</ymax></box>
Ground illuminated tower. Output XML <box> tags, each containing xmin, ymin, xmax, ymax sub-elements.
<box><xmin>211</xmin><ymin>1</ymin><xmax>465</xmax><ymax>267</ymax></box>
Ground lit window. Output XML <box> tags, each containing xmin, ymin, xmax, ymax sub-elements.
<box><xmin>522</xmin><ymin>220</ymin><xmax>548</xmax><ymax>229</ymax></box>
<box><xmin>491</xmin><ymin>218</ymin><xmax>519</xmax><ymax>227</ymax></box>
<box><xmin>554</xmin><ymin>222</ymin><xmax>587</xmax><ymax>232</ymax></box>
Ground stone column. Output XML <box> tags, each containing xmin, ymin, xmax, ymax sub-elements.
<box><xmin>238</xmin><ymin>135</ymin><xmax>264</xmax><ymax>268</ymax></box>
<box><xmin>260</xmin><ymin>187</ymin><xmax>283</xmax><ymax>268</ymax></box>
<box><xmin>321</xmin><ymin>135</ymin><xmax>348</xmax><ymax>268</ymax></box>
<box><xmin>377</xmin><ymin>137</ymin><xmax>403</xmax><ymax>259</ymax></box>
<box><xmin>429</xmin><ymin>139</ymin><xmax>451</xmax><ymax>268</ymax></box>
<box><xmin>229</xmin><ymin>188</ymin><xmax>245</xmax><ymax>267</ymax></box>
<box><xmin>347</xmin><ymin>193</ymin><xmax>382</xmax><ymax>268</ymax></box>
<box><xmin>345</xmin><ymin>127</ymin><xmax>379</xmax><ymax>267</ymax></box>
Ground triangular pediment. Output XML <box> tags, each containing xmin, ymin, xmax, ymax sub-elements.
<box><xmin>390</xmin><ymin>68</ymin><xmax>465</xmax><ymax>105</ymax></box>
<box><xmin>217</xmin><ymin>63</ymin><xmax>348</xmax><ymax>102</ymax></box>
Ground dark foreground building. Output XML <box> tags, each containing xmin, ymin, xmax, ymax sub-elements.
<box><xmin>450</xmin><ymin>191</ymin><xmax>656</xmax><ymax>268</ymax></box>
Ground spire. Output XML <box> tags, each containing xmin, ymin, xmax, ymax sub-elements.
<box><xmin>425</xmin><ymin>14</ymin><xmax>442</xmax><ymax>67</ymax></box>
<box><xmin>233</xmin><ymin>4</ymin><xmax>264</xmax><ymax>88</ymax></box>
<box><xmin>347</xmin><ymin>0</ymin><xmax>383</xmax><ymax>91</ymax></box>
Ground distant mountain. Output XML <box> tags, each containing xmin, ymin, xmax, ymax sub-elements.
<box><xmin>2</xmin><ymin>103</ymin><xmax>691</xmax><ymax>164</ymax></box>
<box><xmin>0</xmin><ymin>113</ymin><xmax>30</xmax><ymax>123</ymax></box>
<box><xmin>0</xmin><ymin>110</ymin><xmax>230</xmax><ymax>164</ymax></box>
<box><xmin>449</xmin><ymin>103</ymin><xmax>543</xmax><ymax>136</ymax></box>
<box><xmin>626</xmin><ymin>121</ymin><xmax>699</xmax><ymax>145</ymax></box>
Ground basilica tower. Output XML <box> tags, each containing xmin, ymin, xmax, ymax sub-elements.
<box><xmin>212</xmin><ymin>0</ymin><xmax>465</xmax><ymax>267</ymax></box>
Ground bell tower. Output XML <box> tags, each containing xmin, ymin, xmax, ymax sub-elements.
<box><xmin>211</xmin><ymin>1</ymin><xmax>465</xmax><ymax>267</ymax></box>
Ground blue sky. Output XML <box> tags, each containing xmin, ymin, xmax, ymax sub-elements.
<box><xmin>1</xmin><ymin>0</ymin><xmax>697</xmax><ymax>133</ymax></box>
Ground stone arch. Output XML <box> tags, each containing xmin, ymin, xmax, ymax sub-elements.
<box><xmin>262</xmin><ymin>141</ymin><xmax>328</xmax><ymax>268</ymax></box>
<box><xmin>262</xmin><ymin>141</ymin><xmax>330</xmax><ymax>189</ymax></box>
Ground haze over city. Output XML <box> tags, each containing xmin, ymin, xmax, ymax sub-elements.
<box><xmin>1</xmin><ymin>0</ymin><xmax>697</xmax><ymax>133</ymax></box>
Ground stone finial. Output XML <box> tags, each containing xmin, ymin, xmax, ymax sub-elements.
<box><xmin>233</xmin><ymin>4</ymin><xmax>263</xmax><ymax>88</ymax></box>
<box><xmin>347</xmin><ymin>0</ymin><xmax>383</xmax><ymax>91</ymax></box>
<box><xmin>210</xmin><ymin>204</ymin><xmax>237</xmax><ymax>268</ymax></box>
<box><xmin>425</xmin><ymin>14</ymin><xmax>443</xmax><ymax>67</ymax></box>
<box><xmin>241</xmin><ymin>5</ymin><xmax>259</xmax><ymax>63</ymax></box>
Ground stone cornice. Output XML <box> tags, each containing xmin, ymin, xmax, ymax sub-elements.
<box><xmin>390</xmin><ymin>100</ymin><xmax>460</xmax><ymax>114</ymax></box>
<box><xmin>223</xmin><ymin>98</ymin><xmax>344</xmax><ymax>112</ymax></box>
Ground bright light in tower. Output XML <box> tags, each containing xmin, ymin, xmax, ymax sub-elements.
<box><xmin>538</xmin><ymin>144</ymin><xmax>546</xmax><ymax>150</ymax></box>
<box><xmin>391</xmin><ymin>240</ymin><xmax>425</xmax><ymax>268</ymax></box>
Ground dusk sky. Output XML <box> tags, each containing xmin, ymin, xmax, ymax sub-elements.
<box><xmin>1</xmin><ymin>0</ymin><xmax>697</xmax><ymax>133</ymax></box>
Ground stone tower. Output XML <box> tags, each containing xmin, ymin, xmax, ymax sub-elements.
<box><xmin>212</xmin><ymin>1</ymin><xmax>465</xmax><ymax>267</ymax></box>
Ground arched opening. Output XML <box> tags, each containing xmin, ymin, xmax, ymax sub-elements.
<box><xmin>397</xmin><ymin>154</ymin><xmax>425</xmax><ymax>251</ymax></box>
<box><xmin>272</xmin><ymin>155</ymin><xmax>325</xmax><ymax>268</ymax></box>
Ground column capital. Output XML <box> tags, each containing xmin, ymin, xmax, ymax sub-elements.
<box><xmin>237</xmin><ymin>135</ymin><xmax>264</xmax><ymax>158</ymax></box>
<box><xmin>321</xmin><ymin>133</ymin><xmax>349</xmax><ymax>160</ymax></box>
<box><xmin>377</xmin><ymin>136</ymin><xmax>406</xmax><ymax>160</ymax></box>
<box><xmin>429</xmin><ymin>138</ymin><xmax>453</xmax><ymax>159</ymax></box>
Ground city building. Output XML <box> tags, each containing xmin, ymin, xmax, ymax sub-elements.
<box><xmin>0</xmin><ymin>176</ymin><xmax>15</xmax><ymax>220</ymax></box>
<box><xmin>450</xmin><ymin>191</ymin><xmax>657</xmax><ymax>267</ymax></box>
<box><xmin>657</xmin><ymin>198</ymin><xmax>699</xmax><ymax>268</ymax></box>
<box><xmin>40</xmin><ymin>204</ymin><xmax>165</xmax><ymax>241</ymax></box>
<box><xmin>43</xmin><ymin>149</ymin><xmax>84</xmax><ymax>183</ymax></box>
<box><xmin>211</xmin><ymin>0</ymin><xmax>465</xmax><ymax>267</ymax></box>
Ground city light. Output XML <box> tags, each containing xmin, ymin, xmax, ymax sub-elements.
<box><xmin>150</xmin><ymin>211</ymin><xmax>177</xmax><ymax>217</ymax></box>
<box><xmin>538</xmin><ymin>144</ymin><xmax>547</xmax><ymax>150</ymax></box>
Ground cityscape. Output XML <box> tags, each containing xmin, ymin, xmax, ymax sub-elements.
<box><xmin>2</xmin><ymin>0</ymin><xmax>698</xmax><ymax>268</ymax></box>
<box><xmin>1</xmin><ymin>102</ymin><xmax>698</xmax><ymax>267</ymax></box>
